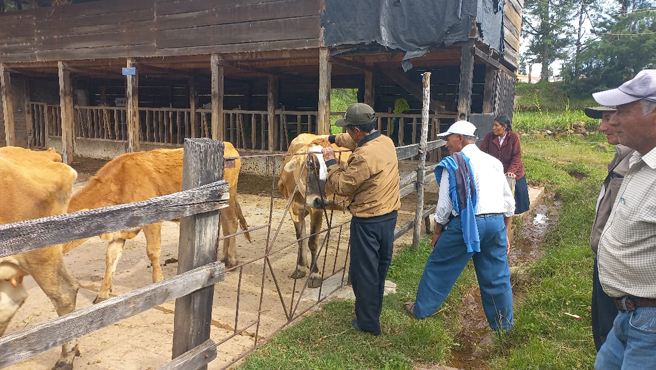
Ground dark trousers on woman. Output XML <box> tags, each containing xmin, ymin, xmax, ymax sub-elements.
<box><xmin>349</xmin><ymin>211</ymin><xmax>397</xmax><ymax>336</ymax></box>
<box><xmin>592</xmin><ymin>257</ymin><xmax>619</xmax><ymax>351</ymax></box>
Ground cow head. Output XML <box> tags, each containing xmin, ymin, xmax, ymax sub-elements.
<box><xmin>0</xmin><ymin>262</ymin><xmax>28</xmax><ymax>336</ymax></box>
<box><xmin>282</xmin><ymin>143</ymin><xmax>347</xmax><ymax>210</ymax></box>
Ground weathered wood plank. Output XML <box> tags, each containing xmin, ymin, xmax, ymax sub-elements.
<box><xmin>317</xmin><ymin>47</ymin><xmax>331</xmax><ymax>135</ymax></box>
<box><xmin>483</xmin><ymin>66</ymin><xmax>497</xmax><ymax>114</ymax></box>
<box><xmin>37</xmin><ymin>23</ymin><xmax>155</xmax><ymax>50</ymax></box>
<box><xmin>0</xmin><ymin>262</ymin><xmax>224</xmax><ymax>369</ymax></box>
<box><xmin>267</xmin><ymin>75</ymin><xmax>278</xmax><ymax>151</ymax></box>
<box><xmin>394</xmin><ymin>205</ymin><xmax>436</xmax><ymax>241</ymax></box>
<box><xmin>155</xmin><ymin>0</ymin><xmax>285</xmax><ymax>16</ymax></box>
<box><xmin>399</xmin><ymin>171</ymin><xmax>417</xmax><ymax>189</ymax></box>
<box><xmin>37</xmin><ymin>10</ymin><xmax>154</xmax><ymax>33</ymax></box>
<box><xmin>210</xmin><ymin>54</ymin><xmax>224</xmax><ymax>142</ymax></box>
<box><xmin>126</xmin><ymin>58</ymin><xmax>140</xmax><ymax>152</ymax></box>
<box><xmin>172</xmin><ymin>139</ymin><xmax>224</xmax><ymax>367</ymax></box>
<box><xmin>154</xmin><ymin>0</ymin><xmax>319</xmax><ymax>30</ymax></box>
<box><xmin>156</xmin><ymin>16</ymin><xmax>320</xmax><ymax>49</ymax></box>
<box><xmin>413</xmin><ymin>72</ymin><xmax>431</xmax><ymax>250</ymax></box>
<box><xmin>160</xmin><ymin>339</ymin><xmax>217</xmax><ymax>370</ymax></box>
<box><xmin>364</xmin><ymin>68</ymin><xmax>374</xmax><ymax>107</ymax></box>
<box><xmin>0</xmin><ymin>181</ymin><xmax>229</xmax><ymax>258</ymax></box>
<box><xmin>37</xmin><ymin>0</ymin><xmax>154</xmax><ymax>20</ymax></box>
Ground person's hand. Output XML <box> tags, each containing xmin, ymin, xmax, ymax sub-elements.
<box><xmin>431</xmin><ymin>231</ymin><xmax>441</xmax><ymax>249</ymax></box>
<box><xmin>505</xmin><ymin>172</ymin><xmax>516</xmax><ymax>179</ymax></box>
<box><xmin>321</xmin><ymin>147</ymin><xmax>336</xmax><ymax>162</ymax></box>
<box><xmin>506</xmin><ymin>235</ymin><xmax>511</xmax><ymax>256</ymax></box>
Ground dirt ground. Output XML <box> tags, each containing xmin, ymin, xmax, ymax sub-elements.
<box><xmin>5</xmin><ymin>157</ymin><xmax>437</xmax><ymax>370</ymax></box>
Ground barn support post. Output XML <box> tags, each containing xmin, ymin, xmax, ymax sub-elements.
<box><xmin>172</xmin><ymin>138</ymin><xmax>223</xmax><ymax>367</ymax></box>
<box><xmin>413</xmin><ymin>72</ymin><xmax>430</xmax><ymax>250</ymax></box>
<box><xmin>211</xmin><ymin>54</ymin><xmax>224</xmax><ymax>141</ymax></box>
<box><xmin>125</xmin><ymin>58</ymin><xmax>140</xmax><ymax>152</ymax></box>
<box><xmin>482</xmin><ymin>64</ymin><xmax>497</xmax><ymax>114</ymax></box>
<box><xmin>58</xmin><ymin>61</ymin><xmax>74</xmax><ymax>164</ymax></box>
<box><xmin>0</xmin><ymin>63</ymin><xmax>15</xmax><ymax>147</ymax></box>
<box><xmin>267</xmin><ymin>75</ymin><xmax>278</xmax><ymax>151</ymax></box>
<box><xmin>189</xmin><ymin>74</ymin><xmax>198</xmax><ymax>138</ymax></box>
<box><xmin>318</xmin><ymin>47</ymin><xmax>331</xmax><ymax>135</ymax></box>
<box><xmin>457</xmin><ymin>39</ymin><xmax>475</xmax><ymax>121</ymax></box>
<box><xmin>24</xmin><ymin>76</ymin><xmax>33</xmax><ymax>148</ymax></box>
<box><xmin>364</xmin><ymin>66</ymin><xmax>374</xmax><ymax>107</ymax></box>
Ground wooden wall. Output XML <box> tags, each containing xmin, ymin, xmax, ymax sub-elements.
<box><xmin>0</xmin><ymin>0</ymin><xmax>322</xmax><ymax>63</ymax></box>
<box><xmin>503</xmin><ymin>0</ymin><xmax>523</xmax><ymax>68</ymax></box>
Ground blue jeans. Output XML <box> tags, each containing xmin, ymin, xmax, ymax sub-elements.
<box><xmin>595</xmin><ymin>307</ymin><xmax>656</xmax><ymax>369</ymax></box>
<box><xmin>414</xmin><ymin>215</ymin><xmax>513</xmax><ymax>331</ymax></box>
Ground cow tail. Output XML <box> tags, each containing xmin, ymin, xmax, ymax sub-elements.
<box><xmin>235</xmin><ymin>199</ymin><xmax>252</xmax><ymax>243</ymax></box>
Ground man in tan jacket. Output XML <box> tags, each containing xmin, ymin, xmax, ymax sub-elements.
<box><xmin>321</xmin><ymin>103</ymin><xmax>400</xmax><ymax>336</ymax></box>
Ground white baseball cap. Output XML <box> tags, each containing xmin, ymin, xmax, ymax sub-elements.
<box><xmin>437</xmin><ymin>120</ymin><xmax>478</xmax><ymax>138</ymax></box>
<box><xmin>593</xmin><ymin>69</ymin><xmax>656</xmax><ymax>107</ymax></box>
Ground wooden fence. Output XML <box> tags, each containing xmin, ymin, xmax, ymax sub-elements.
<box><xmin>0</xmin><ymin>139</ymin><xmax>230</xmax><ymax>370</ymax></box>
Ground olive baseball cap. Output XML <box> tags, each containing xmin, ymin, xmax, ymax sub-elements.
<box><xmin>335</xmin><ymin>103</ymin><xmax>376</xmax><ymax>127</ymax></box>
<box><xmin>584</xmin><ymin>106</ymin><xmax>616</xmax><ymax>119</ymax></box>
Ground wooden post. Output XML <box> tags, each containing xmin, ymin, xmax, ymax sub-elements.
<box><xmin>58</xmin><ymin>61</ymin><xmax>74</xmax><ymax>164</ymax></box>
<box><xmin>125</xmin><ymin>58</ymin><xmax>140</xmax><ymax>152</ymax></box>
<box><xmin>189</xmin><ymin>74</ymin><xmax>198</xmax><ymax>138</ymax></box>
<box><xmin>24</xmin><ymin>77</ymin><xmax>32</xmax><ymax>148</ymax></box>
<box><xmin>267</xmin><ymin>75</ymin><xmax>278</xmax><ymax>151</ymax></box>
<box><xmin>172</xmin><ymin>138</ymin><xmax>224</xmax><ymax>366</ymax></box>
<box><xmin>318</xmin><ymin>47</ymin><xmax>331</xmax><ymax>135</ymax></box>
<box><xmin>482</xmin><ymin>64</ymin><xmax>497</xmax><ymax>114</ymax></box>
<box><xmin>211</xmin><ymin>54</ymin><xmax>224</xmax><ymax>142</ymax></box>
<box><xmin>364</xmin><ymin>67</ymin><xmax>374</xmax><ymax>108</ymax></box>
<box><xmin>457</xmin><ymin>40</ymin><xmax>475</xmax><ymax>121</ymax></box>
<box><xmin>413</xmin><ymin>72</ymin><xmax>430</xmax><ymax>250</ymax></box>
<box><xmin>0</xmin><ymin>64</ymin><xmax>15</xmax><ymax>147</ymax></box>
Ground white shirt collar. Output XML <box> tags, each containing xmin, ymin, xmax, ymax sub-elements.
<box><xmin>630</xmin><ymin>146</ymin><xmax>656</xmax><ymax>170</ymax></box>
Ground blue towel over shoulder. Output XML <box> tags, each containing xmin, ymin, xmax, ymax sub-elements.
<box><xmin>435</xmin><ymin>152</ymin><xmax>480</xmax><ymax>253</ymax></box>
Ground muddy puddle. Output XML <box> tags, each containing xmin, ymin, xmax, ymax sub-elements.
<box><xmin>446</xmin><ymin>193</ymin><xmax>560</xmax><ymax>370</ymax></box>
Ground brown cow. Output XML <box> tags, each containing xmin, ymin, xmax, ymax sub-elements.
<box><xmin>64</xmin><ymin>143</ymin><xmax>250</xmax><ymax>303</ymax></box>
<box><xmin>278</xmin><ymin>134</ymin><xmax>350</xmax><ymax>288</ymax></box>
<box><xmin>0</xmin><ymin>147</ymin><xmax>80</xmax><ymax>370</ymax></box>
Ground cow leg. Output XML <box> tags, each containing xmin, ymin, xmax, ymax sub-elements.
<box><xmin>95</xmin><ymin>238</ymin><xmax>126</xmax><ymax>303</ymax></box>
<box><xmin>219</xmin><ymin>203</ymin><xmax>240</xmax><ymax>268</ymax></box>
<box><xmin>290</xmin><ymin>205</ymin><xmax>309</xmax><ymax>279</ymax></box>
<box><xmin>29</xmin><ymin>251</ymin><xmax>80</xmax><ymax>370</ymax></box>
<box><xmin>144</xmin><ymin>223</ymin><xmax>163</xmax><ymax>282</ymax></box>
<box><xmin>307</xmin><ymin>210</ymin><xmax>324</xmax><ymax>288</ymax></box>
<box><xmin>0</xmin><ymin>279</ymin><xmax>27</xmax><ymax>336</ymax></box>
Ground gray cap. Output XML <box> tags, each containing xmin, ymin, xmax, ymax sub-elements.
<box><xmin>593</xmin><ymin>69</ymin><xmax>656</xmax><ymax>106</ymax></box>
<box><xmin>335</xmin><ymin>103</ymin><xmax>376</xmax><ymax>127</ymax></box>
<box><xmin>584</xmin><ymin>106</ymin><xmax>616</xmax><ymax>119</ymax></box>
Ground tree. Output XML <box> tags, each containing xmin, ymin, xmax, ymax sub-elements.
<box><xmin>523</xmin><ymin>0</ymin><xmax>577</xmax><ymax>81</ymax></box>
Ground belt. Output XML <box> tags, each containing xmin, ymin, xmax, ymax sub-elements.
<box><xmin>615</xmin><ymin>297</ymin><xmax>656</xmax><ymax>312</ymax></box>
<box><xmin>476</xmin><ymin>213</ymin><xmax>502</xmax><ymax>218</ymax></box>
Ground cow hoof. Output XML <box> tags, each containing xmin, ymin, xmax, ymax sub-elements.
<box><xmin>52</xmin><ymin>361</ymin><xmax>74</xmax><ymax>370</ymax></box>
<box><xmin>289</xmin><ymin>270</ymin><xmax>306</xmax><ymax>279</ymax></box>
<box><xmin>221</xmin><ymin>257</ymin><xmax>238</xmax><ymax>269</ymax></box>
<box><xmin>308</xmin><ymin>276</ymin><xmax>323</xmax><ymax>288</ymax></box>
<box><xmin>93</xmin><ymin>295</ymin><xmax>108</xmax><ymax>304</ymax></box>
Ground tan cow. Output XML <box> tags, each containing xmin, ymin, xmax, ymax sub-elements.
<box><xmin>64</xmin><ymin>143</ymin><xmax>250</xmax><ymax>303</ymax></box>
<box><xmin>0</xmin><ymin>147</ymin><xmax>80</xmax><ymax>370</ymax></box>
<box><xmin>278</xmin><ymin>134</ymin><xmax>350</xmax><ymax>288</ymax></box>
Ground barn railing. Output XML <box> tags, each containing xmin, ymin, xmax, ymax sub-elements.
<box><xmin>75</xmin><ymin>105</ymin><xmax>128</xmax><ymax>141</ymax></box>
<box><xmin>28</xmin><ymin>103</ymin><xmax>61</xmax><ymax>148</ymax></box>
<box><xmin>0</xmin><ymin>139</ymin><xmax>229</xmax><ymax>370</ymax></box>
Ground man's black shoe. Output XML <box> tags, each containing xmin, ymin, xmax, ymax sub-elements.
<box><xmin>350</xmin><ymin>319</ymin><xmax>380</xmax><ymax>336</ymax></box>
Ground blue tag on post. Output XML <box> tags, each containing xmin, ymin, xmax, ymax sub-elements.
<box><xmin>122</xmin><ymin>67</ymin><xmax>136</xmax><ymax>76</ymax></box>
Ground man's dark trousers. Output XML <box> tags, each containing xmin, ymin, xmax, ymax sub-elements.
<box><xmin>592</xmin><ymin>258</ymin><xmax>619</xmax><ymax>351</ymax></box>
<box><xmin>349</xmin><ymin>211</ymin><xmax>397</xmax><ymax>335</ymax></box>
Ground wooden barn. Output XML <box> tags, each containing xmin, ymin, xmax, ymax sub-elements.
<box><xmin>0</xmin><ymin>0</ymin><xmax>523</xmax><ymax>167</ymax></box>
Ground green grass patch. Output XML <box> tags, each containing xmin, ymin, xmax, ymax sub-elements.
<box><xmin>240</xmin><ymin>133</ymin><xmax>615</xmax><ymax>370</ymax></box>
<box><xmin>515</xmin><ymin>81</ymin><xmax>596</xmax><ymax>112</ymax></box>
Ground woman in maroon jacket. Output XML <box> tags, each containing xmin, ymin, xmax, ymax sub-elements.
<box><xmin>480</xmin><ymin>115</ymin><xmax>530</xmax><ymax>214</ymax></box>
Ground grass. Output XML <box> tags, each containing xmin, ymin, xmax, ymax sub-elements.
<box><xmin>239</xmin><ymin>133</ymin><xmax>615</xmax><ymax>370</ymax></box>
<box><xmin>515</xmin><ymin>82</ymin><xmax>596</xmax><ymax>112</ymax></box>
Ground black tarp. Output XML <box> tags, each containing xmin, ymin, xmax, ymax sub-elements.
<box><xmin>322</xmin><ymin>0</ymin><xmax>504</xmax><ymax>71</ymax></box>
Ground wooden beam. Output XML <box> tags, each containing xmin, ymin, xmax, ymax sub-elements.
<box><xmin>125</xmin><ymin>58</ymin><xmax>140</xmax><ymax>152</ymax></box>
<box><xmin>318</xmin><ymin>47</ymin><xmax>331</xmax><ymax>135</ymax></box>
<box><xmin>172</xmin><ymin>139</ymin><xmax>224</xmax><ymax>368</ymax></box>
<box><xmin>0</xmin><ymin>64</ymin><xmax>15</xmax><ymax>146</ymax></box>
<box><xmin>364</xmin><ymin>66</ymin><xmax>374</xmax><ymax>107</ymax></box>
<box><xmin>161</xmin><ymin>339</ymin><xmax>217</xmax><ymax>370</ymax></box>
<box><xmin>58</xmin><ymin>61</ymin><xmax>74</xmax><ymax>164</ymax></box>
<box><xmin>0</xmin><ymin>262</ymin><xmax>224</xmax><ymax>369</ymax></box>
<box><xmin>381</xmin><ymin>68</ymin><xmax>445</xmax><ymax>112</ymax></box>
<box><xmin>24</xmin><ymin>76</ymin><xmax>32</xmax><ymax>148</ymax></box>
<box><xmin>457</xmin><ymin>40</ymin><xmax>475</xmax><ymax>120</ymax></box>
<box><xmin>267</xmin><ymin>75</ymin><xmax>278</xmax><ymax>151</ymax></box>
<box><xmin>189</xmin><ymin>74</ymin><xmax>198</xmax><ymax>138</ymax></box>
<box><xmin>473</xmin><ymin>46</ymin><xmax>514</xmax><ymax>77</ymax></box>
<box><xmin>0</xmin><ymin>180</ymin><xmax>229</xmax><ymax>258</ymax></box>
<box><xmin>413</xmin><ymin>72</ymin><xmax>431</xmax><ymax>250</ymax></box>
<box><xmin>223</xmin><ymin>60</ymin><xmax>306</xmax><ymax>80</ymax></box>
<box><xmin>483</xmin><ymin>65</ymin><xmax>497</xmax><ymax>114</ymax></box>
<box><xmin>210</xmin><ymin>54</ymin><xmax>224</xmax><ymax>141</ymax></box>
